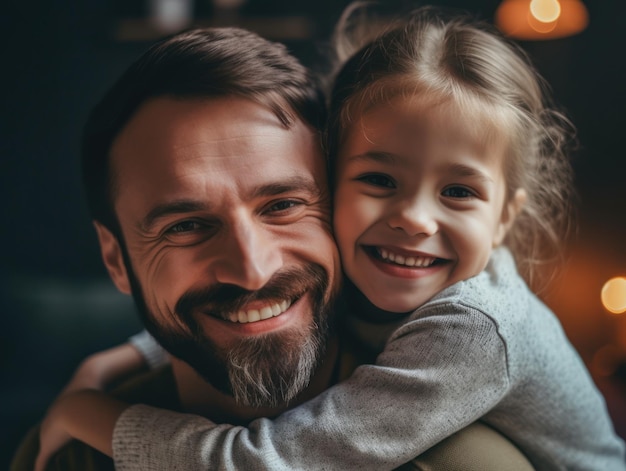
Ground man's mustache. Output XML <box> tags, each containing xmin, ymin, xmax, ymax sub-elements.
<box><xmin>176</xmin><ymin>265</ymin><xmax>328</xmax><ymax>321</ymax></box>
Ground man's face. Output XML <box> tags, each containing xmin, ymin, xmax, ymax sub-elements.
<box><xmin>101</xmin><ymin>96</ymin><xmax>340</xmax><ymax>407</ymax></box>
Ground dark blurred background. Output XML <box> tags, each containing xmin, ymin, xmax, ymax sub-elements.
<box><xmin>2</xmin><ymin>0</ymin><xmax>626</xmax><ymax>466</ymax></box>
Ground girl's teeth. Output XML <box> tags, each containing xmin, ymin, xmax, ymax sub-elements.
<box><xmin>377</xmin><ymin>248</ymin><xmax>435</xmax><ymax>268</ymax></box>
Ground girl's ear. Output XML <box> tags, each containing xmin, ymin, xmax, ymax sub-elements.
<box><xmin>93</xmin><ymin>221</ymin><xmax>132</xmax><ymax>295</ymax></box>
<box><xmin>494</xmin><ymin>188</ymin><xmax>527</xmax><ymax>247</ymax></box>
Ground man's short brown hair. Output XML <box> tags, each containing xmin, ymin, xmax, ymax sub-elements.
<box><xmin>81</xmin><ymin>27</ymin><xmax>325</xmax><ymax>233</ymax></box>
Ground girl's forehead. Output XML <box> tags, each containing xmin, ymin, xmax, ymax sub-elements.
<box><xmin>347</xmin><ymin>94</ymin><xmax>511</xmax><ymax>150</ymax></box>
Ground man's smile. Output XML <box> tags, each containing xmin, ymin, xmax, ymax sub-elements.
<box><xmin>194</xmin><ymin>293</ymin><xmax>314</xmax><ymax>338</ymax></box>
<box><xmin>217</xmin><ymin>299</ymin><xmax>294</xmax><ymax>324</ymax></box>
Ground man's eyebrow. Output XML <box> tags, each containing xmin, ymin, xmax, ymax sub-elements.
<box><xmin>141</xmin><ymin>200</ymin><xmax>209</xmax><ymax>231</ymax></box>
<box><xmin>250</xmin><ymin>176</ymin><xmax>322</xmax><ymax>199</ymax></box>
<box><xmin>140</xmin><ymin>177</ymin><xmax>321</xmax><ymax>231</ymax></box>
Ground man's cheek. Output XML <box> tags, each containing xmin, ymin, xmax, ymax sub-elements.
<box><xmin>148</xmin><ymin>249</ymin><xmax>202</xmax><ymax>296</ymax></box>
<box><xmin>149</xmin><ymin>293</ymin><xmax>191</xmax><ymax>335</ymax></box>
<box><xmin>307</xmin><ymin>211</ymin><xmax>334</xmax><ymax>236</ymax></box>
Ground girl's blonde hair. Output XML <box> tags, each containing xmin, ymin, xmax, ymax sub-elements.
<box><xmin>326</xmin><ymin>3</ymin><xmax>576</xmax><ymax>291</ymax></box>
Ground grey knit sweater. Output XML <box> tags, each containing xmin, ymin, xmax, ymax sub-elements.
<box><xmin>114</xmin><ymin>248</ymin><xmax>626</xmax><ymax>470</ymax></box>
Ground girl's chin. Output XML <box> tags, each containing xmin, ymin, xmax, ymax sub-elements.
<box><xmin>362</xmin><ymin>290</ymin><xmax>427</xmax><ymax>314</ymax></box>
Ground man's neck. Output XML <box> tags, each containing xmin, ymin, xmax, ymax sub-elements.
<box><xmin>171</xmin><ymin>335</ymin><xmax>339</xmax><ymax>425</ymax></box>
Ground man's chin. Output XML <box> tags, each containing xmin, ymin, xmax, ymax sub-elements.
<box><xmin>130</xmin><ymin>262</ymin><xmax>334</xmax><ymax>408</ymax></box>
<box><xmin>161</xmin><ymin>314</ymin><xmax>330</xmax><ymax>408</ymax></box>
<box><xmin>224</xmin><ymin>325</ymin><xmax>327</xmax><ymax>408</ymax></box>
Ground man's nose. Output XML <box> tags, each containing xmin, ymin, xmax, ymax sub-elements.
<box><xmin>386</xmin><ymin>199</ymin><xmax>438</xmax><ymax>237</ymax></box>
<box><xmin>213</xmin><ymin>219</ymin><xmax>283</xmax><ymax>290</ymax></box>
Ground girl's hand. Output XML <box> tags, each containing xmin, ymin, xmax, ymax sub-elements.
<box><xmin>33</xmin><ymin>344</ymin><xmax>147</xmax><ymax>470</ymax></box>
<box><xmin>34</xmin><ymin>393</ymin><xmax>75</xmax><ymax>471</ymax></box>
<box><xmin>34</xmin><ymin>390</ymin><xmax>130</xmax><ymax>471</ymax></box>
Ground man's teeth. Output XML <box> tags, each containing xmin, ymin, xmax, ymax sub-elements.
<box><xmin>228</xmin><ymin>300</ymin><xmax>291</xmax><ymax>324</ymax></box>
<box><xmin>378</xmin><ymin>248</ymin><xmax>436</xmax><ymax>267</ymax></box>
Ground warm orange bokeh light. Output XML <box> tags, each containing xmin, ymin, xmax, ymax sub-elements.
<box><xmin>591</xmin><ymin>344</ymin><xmax>622</xmax><ymax>377</ymax></box>
<box><xmin>495</xmin><ymin>0</ymin><xmax>589</xmax><ymax>40</ymax></box>
<box><xmin>530</xmin><ymin>0</ymin><xmax>561</xmax><ymax>23</ymax></box>
<box><xmin>601</xmin><ymin>277</ymin><xmax>626</xmax><ymax>314</ymax></box>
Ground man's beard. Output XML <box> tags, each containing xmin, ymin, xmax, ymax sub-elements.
<box><xmin>124</xmin><ymin>257</ymin><xmax>335</xmax><ymax>408</ymax></box>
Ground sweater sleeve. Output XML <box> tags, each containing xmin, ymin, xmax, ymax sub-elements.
<box><xmin>113</xmin><ymin>307</ymin><xmax>511</xmax><ymax>471</ymax></box>
<box><xmin>128</xmin><ymin>330</ymin><xmax>169</xmax><ymax>370</ymax></box>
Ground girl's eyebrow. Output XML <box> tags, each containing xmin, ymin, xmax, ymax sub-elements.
<box><xmin>344</xmin><ymin>151</ymin><xmax>402</xmax><ymax>165</ymax></box>
<box><xmin>345</xmin><ymin>153</ymin><xmax>493</xmax><ymax>182</ymax></box>
<box><xmin>446</xmin><ymin>163</ymin><xmax>494</xmax><ymax>183</ymax></box>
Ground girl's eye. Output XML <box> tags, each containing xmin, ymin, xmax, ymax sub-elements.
<box><xmin>357</xmin><ymin>174</ymin><xmax>396</xmax><ymax>188</ymax></box>
<box><xmin>442</xmin><ymin>186</ymin><xmax>474</xmax><ymax>198</ymax></box>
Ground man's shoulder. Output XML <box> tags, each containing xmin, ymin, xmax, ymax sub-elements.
<box><xmin>10</xmin><ymin>366</ymin><xmax>178</xmax><ymax>471</ymax></box>
<box><xmin>397</xmin><ymin>421</ymin><xmax>535</xmax><ymax>471</ymax></box>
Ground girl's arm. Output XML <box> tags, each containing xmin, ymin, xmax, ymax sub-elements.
<box><xmin>35</xmin><ymin>331</ymin><xmax>168</xmax><ymax>470</ymax></box>
<box><xmin>56</xmin><ymin>330</ymin><xmax>166</xmax><ymax>395</ymax></box>
<box><xmin>63</xmin><ymin>342</ymin><xmax>148</xmax><ymax>392</ymax></box>
<box><xmin>34</xmin><ymin>390</ymin><xmax>128</xmax><ymax>471</ymax></box>
<box><xmin>112</xmin><ymin>309</ymin><xmax>510</xmax><ymax>471</ymax></box>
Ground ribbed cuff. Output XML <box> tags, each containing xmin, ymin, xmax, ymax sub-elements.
<box><xmin>128</xmin><ymin>330</ymin><xmax>169</xmax><ymax>370</ymax></box>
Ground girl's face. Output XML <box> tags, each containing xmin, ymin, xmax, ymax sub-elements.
<box><xmin>333</xmin><ymin>96</ymin><xmax>523</xmax><ymax>313</ymax></box>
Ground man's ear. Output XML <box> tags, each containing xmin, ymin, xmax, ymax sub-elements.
<box><xmin>494</xmin><ymin>188</ymin><xmax>527</xmax><ymax>247</ymax></box>
<box><xmin>93</xmin><ymin>221</ymin><xmax>131</xmax><ymax>295</ymax></box>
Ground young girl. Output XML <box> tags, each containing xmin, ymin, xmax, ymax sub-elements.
<box><xmin>36</xmin><ymin>5</ymin><xmax>626</xmax><ymax>470</ymax></box>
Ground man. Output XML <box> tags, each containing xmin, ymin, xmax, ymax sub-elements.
<box><xmin>12</xmin><ymin>27</ymin><xmax>533</xmax><ymax>470</ymax></box>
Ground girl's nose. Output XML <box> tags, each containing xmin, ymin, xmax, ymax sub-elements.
<box><xmin>386</xmin><ymin>201</ymin><xmax>438</xmax><ymax>237</ymax></box>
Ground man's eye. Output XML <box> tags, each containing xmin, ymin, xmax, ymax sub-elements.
<box><xmin>167</xmin><ymin>221</ymin><xmax>202</xmax><ymax>233</ymax></box>
<box><xmin>267</xmin><ymin>200</ymin><xmax>301</xmax><ymax>212</ymax></box>
<box><xmin>357</xmin><ymin>174</ymin><xmax>395</xmax><ymax>188</ymax></box>
<box><xmin>442</xmin><ymin>186</ymin><xmax>474</xmax><ymax>198</ymax></box>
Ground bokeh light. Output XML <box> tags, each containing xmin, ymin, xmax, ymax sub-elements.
<box><xmin>495</xmin><ymin>0</ymin><xmax>589</xmax><ymax>40</ymax></box>
<box><xmin>591</xmin><ymin>344</ymin><xmax>623</xmax><ymax>377</ymax></box>
<box><xmin>601</xmin><ymin>277</ymin><xmax>626</xmax><ymax>314</ymax></box>
<box><xmin>530</xmin><ymin>0</ymin><xmax>561</xmax><ymax>23</ymax></box>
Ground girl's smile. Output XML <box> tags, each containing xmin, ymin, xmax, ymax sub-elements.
<box><xmin>333</xmin><ymin>96</ymin><xmax>525</xmax><ymax>313</ymax></box>
<box><xmin>364</xmin><ymin>244</ymin><xmax>450</xmax><ymax>279</ymax></box>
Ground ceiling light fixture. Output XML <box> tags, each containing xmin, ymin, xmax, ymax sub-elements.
<box><xmin>495</xmin><ymin>0</ymin><xmax>589</xmax><ymax>40</ymax></box>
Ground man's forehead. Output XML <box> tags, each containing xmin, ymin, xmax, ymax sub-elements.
<box><xmin>112</xmin><ymin>96</ymin><xmax>320</xmax><ymax>165</ymax></box>
<box><xmin>108</xmin><ymin>96</ymin><xmax>326</xmax><ymax>208</ymax></box>
<box><xmin>112</xmin><ymin>96</ymin><xmax>299</xmax><ymax>148</ymax></box>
